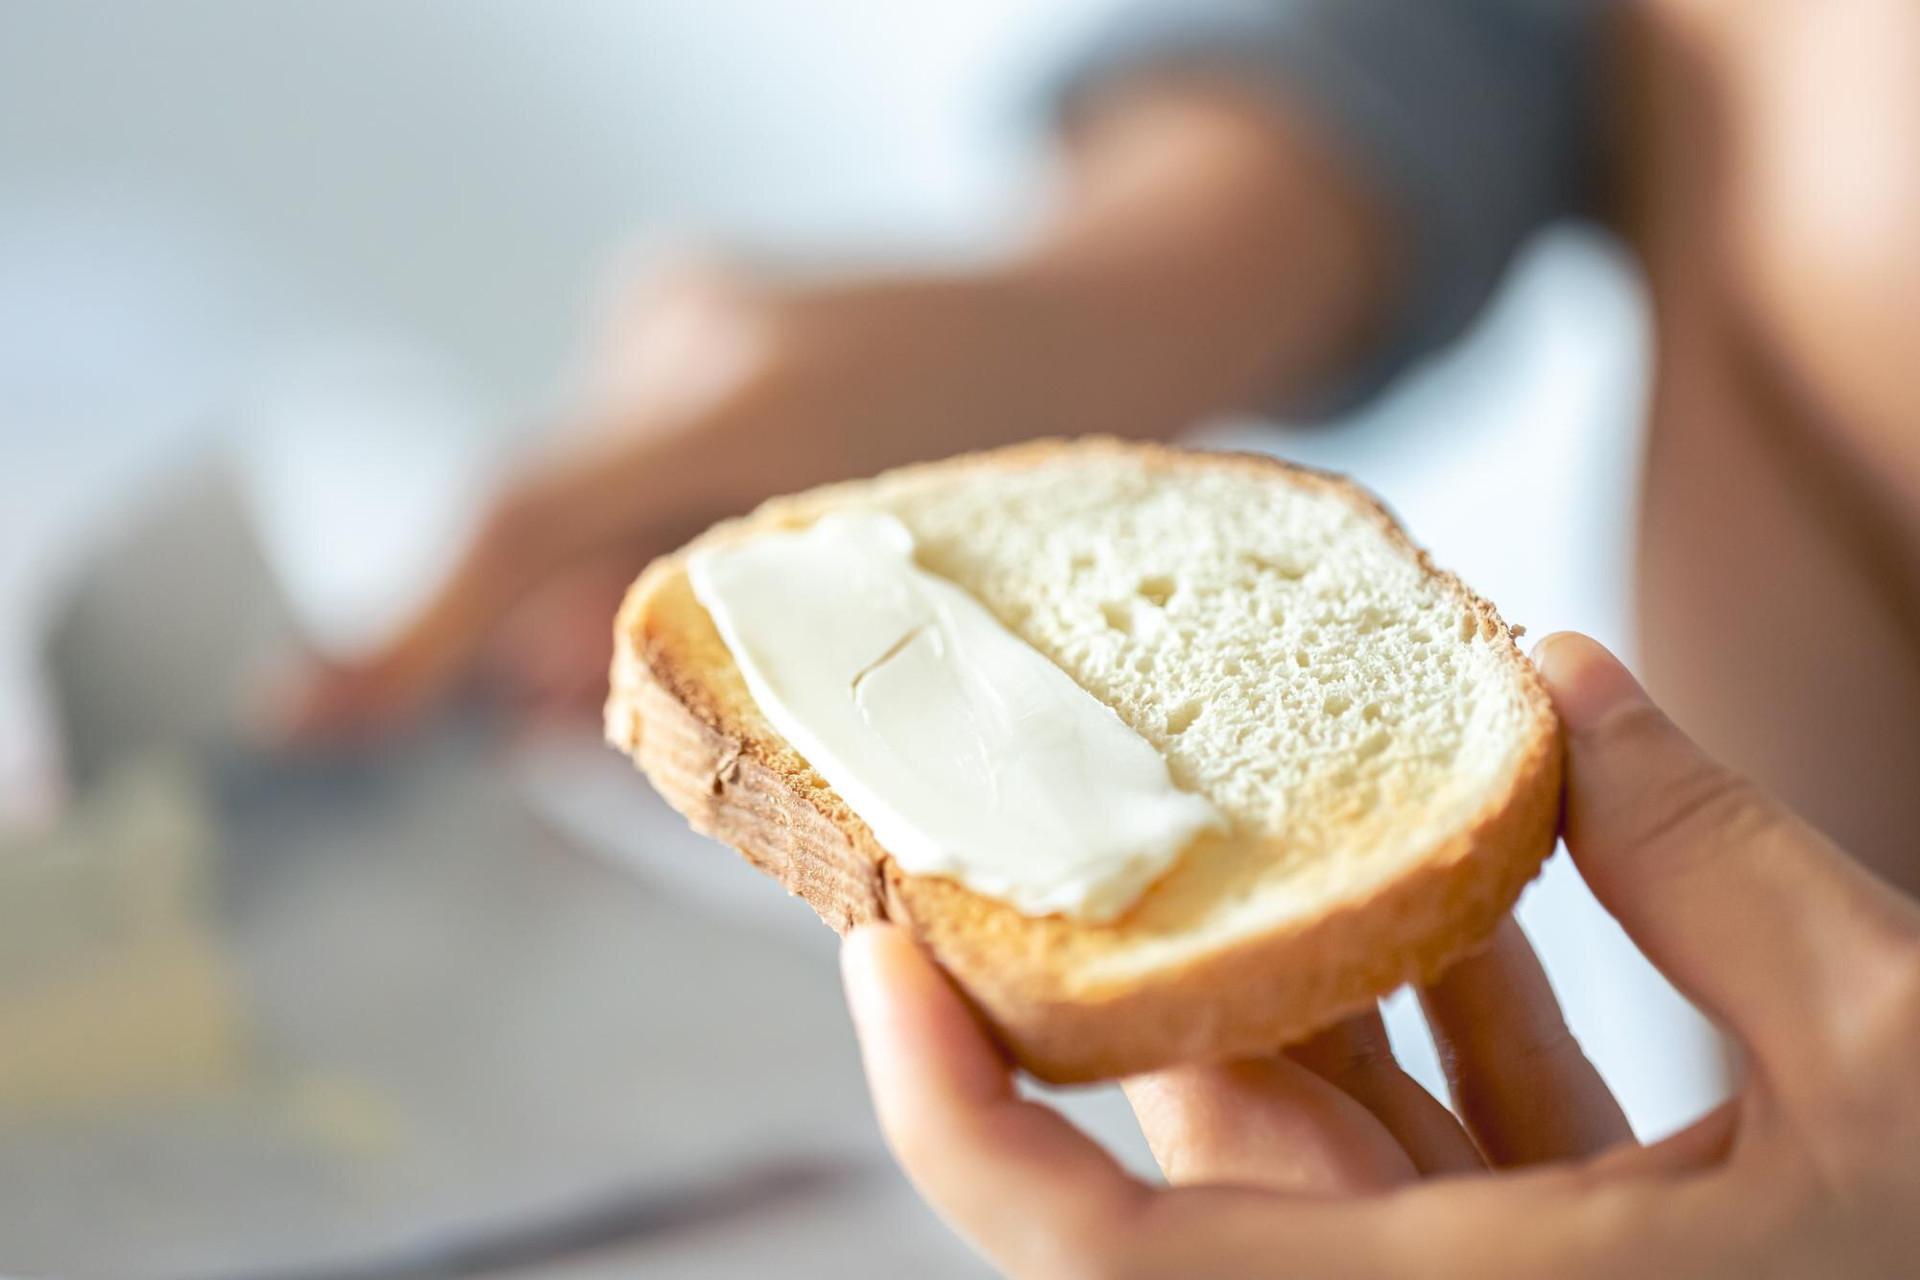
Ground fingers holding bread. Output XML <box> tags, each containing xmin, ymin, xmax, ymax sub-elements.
<box><xmin>1419</xmin><ymin>916</ymin><xmax>1631</xmax><ymax>1166</ymax></box>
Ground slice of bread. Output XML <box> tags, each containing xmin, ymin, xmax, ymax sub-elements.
<box><xmin>607</xmin><ymin>439</ymin><xmax>1561</xmax><ymax>1083</ymax></box>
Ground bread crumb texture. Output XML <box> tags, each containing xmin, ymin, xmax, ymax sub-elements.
<box><xmin>845</xmin><ymin>450</ymin><xmax>1537</xmax><ymax>984</ymax></box>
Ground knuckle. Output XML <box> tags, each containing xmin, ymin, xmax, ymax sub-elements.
<box><xmin>1786</xmin><ymin>941</ymin><xmax>1920</xmax><ymax>1185</ymax></box>
<box><xmin>624</xmin><ymin>256</ymin><xmax>749</xmax><ymax>323</ymax></box>
<box><xmin>1585</xmin><ymin>697</ymin><xmax>1672</xmax><ymax>751</ymax></box>
<box><xmin>1449</xmin><ymin>1023</ymin><xmax>1587</xmax><ymax>1117</ymax></box>
<box><xmin>696</xmin><ymin>302</ymin><xmax>793</xmax><ymax>378</ymax></box>
<box><xmin>606</xmin><ymin>263</ymin><xmax>799</xmax><ymax>407</ymax></box>
<box><xmin>1317</xmin><ymin>1036</ymin><xmax>1395</xmax><ymax>1087</ymax></box>
<box><xmin>1288</xmin><ymin>1016</ymin><xmax>1397</xmax><ymax>1088</ymax></box>
<box><xmin>474</xmin><ymin>490</ymin><xmax>557</xmax><ymax>578</ymax></box>
<box><xmin>1508</xmin><ymin>1021</ymin><xmax>1589</xmax><ymax>1077</ymax></box>
<box><xmin>1626</xmin><ymin>762</ymin><xmax>1777</xmax><ymax>866</ymax></box>
<box><xmin>1830</xmin><ymin>931</ymin><xmax>1920</xmax><ymax>1068</ymax></box>
<box><xmin>1585</xmin><ymin>703</ymin><xmax>1787</xmax><ymax>860</ymax></box>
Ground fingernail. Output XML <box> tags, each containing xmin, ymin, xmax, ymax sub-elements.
<box><xmin>1532</xmin><ymin>632</ymin><xmax>1648</xmax><ymax>736</ymax></box>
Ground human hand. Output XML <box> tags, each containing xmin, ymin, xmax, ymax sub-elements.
<box><xmin>842</xmin><ymin>633</ymin><xmax>1920</xmax><ymax>1278</ymax></box>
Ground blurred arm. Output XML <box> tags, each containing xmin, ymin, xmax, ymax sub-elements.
<box><xmin>488</xmin><ymin>0</ymin><xmax>1608</xmax><ymax>581</ymax></box>
<box><xmin>272</xmin><ymin>83</ymin><xmax>1393</xmax><ymax>738</ymax></box>
<box><xmin>1012</xmin><ymin>81</ymin><xmax>1395</xmax><ymax>430</ymax></box>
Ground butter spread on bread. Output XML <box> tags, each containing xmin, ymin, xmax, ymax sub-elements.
<box><xmin>689</xmin><ymin>510</ymin><xmax>1221</xmax><ymax>922</ymax></box>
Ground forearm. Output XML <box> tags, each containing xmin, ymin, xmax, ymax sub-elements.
<box><xmin>502</xmin><ymin>84</ymin><xmax>1394</xmax><ymax>577</ymax></box>
<box><xmin>997</xmin><ymin>80</ymin><xmax>1396</xmax><ymax>439</ymax></box>
<box><xmin>749</xmin><ymin>81</ymin><xmax>1399</xmax><ymax>458</ymax></box>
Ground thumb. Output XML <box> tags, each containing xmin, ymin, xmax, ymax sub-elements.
<box><xmin>1533</xmin><ymin>633</ymin><xmax>1913</xmax><ymax>1072</ymax></box>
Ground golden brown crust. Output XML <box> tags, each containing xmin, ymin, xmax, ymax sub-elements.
<box><xmin>606</xmin><ymin>438</ymin><xmax>1563</xmax><ymax>1083</ymax></box>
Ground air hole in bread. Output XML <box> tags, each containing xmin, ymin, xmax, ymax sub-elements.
<box><xmin>1240</xmin><ymin>550</ymin><xmax>1311</xmax><ymax>581</ymax></box>
<box><xmin>1165</xmin><ymin>698</ymin><xmax>1204</xmax><ymax>735</ymax></box>
<box><xmin>1136</xmin><ymin>575</ymin><xmax>1176</xmax><ymax>607</ymax></box>
<box><xmin>1101</xmin><ymin>601</ymin><xmax>1133</xmax><ymax>634</ymax></box>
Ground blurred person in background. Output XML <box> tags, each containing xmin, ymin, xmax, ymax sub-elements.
<box><xmin>280</xmin><ymin>0</ymin><xmax>1920</xmax><ymax>911</ymax></box>
<box><xmin>264</xmin><ymin>0</ymin><xmax>1920</xmax><ymax>1268</ymax></box>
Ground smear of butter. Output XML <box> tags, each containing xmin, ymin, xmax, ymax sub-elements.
<box><xmin>689</xmin><ymin>511</ymin><xmax>1220</xmax><ymax>921</ymax></box>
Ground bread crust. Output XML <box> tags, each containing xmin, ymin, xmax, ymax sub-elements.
<box><xmin>606</xmin><ymin>438</ymin><xmax>1563</xmax><ymax>1083</ymax></box>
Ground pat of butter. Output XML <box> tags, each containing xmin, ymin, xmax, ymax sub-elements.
<box><xmin>689</xmin><ymin>511</ymin><xmax>1220</xmax><ymax>921</ymax></box>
